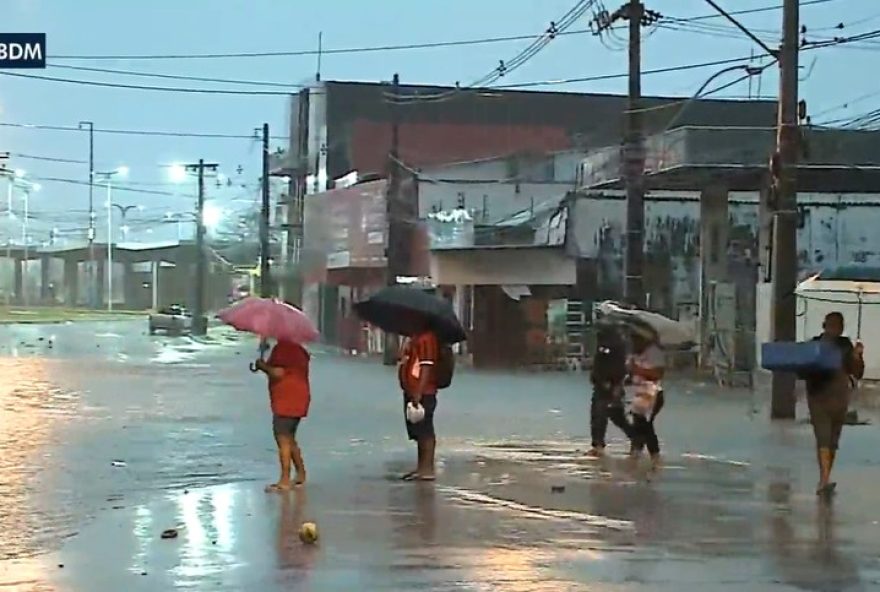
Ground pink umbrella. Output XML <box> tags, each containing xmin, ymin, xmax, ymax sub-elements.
<box><xmin>217</xmin><ymin>297</ymin><xmax>319</xmax><ymax>344</ymax></box>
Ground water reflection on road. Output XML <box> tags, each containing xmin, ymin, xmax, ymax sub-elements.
<box><xmin>0</xmin><ymin>321</ymin><xmax>879</xmax><ymax>590</ymax></box>
<box><xmin>0</xmin><ymin>357</ymin><xmax>78</xmax><ymax>561</ymax></box>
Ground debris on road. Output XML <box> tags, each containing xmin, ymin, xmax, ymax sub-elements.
<box><xmin>299</xmin><ymin>522</ymin><xmax>319</xmax><ymax>544</ymax></box>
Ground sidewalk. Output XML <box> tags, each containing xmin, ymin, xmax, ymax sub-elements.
<box><xmin>0</xmin><ymin>306</ymin><xmax>146</xmax><ymax>324</ymax></box>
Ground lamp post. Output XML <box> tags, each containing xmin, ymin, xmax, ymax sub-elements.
<box><xmin>112</xmin><ymin>203</ymin><xmax>140</xmax><ymax>241</ymax></box>
<box><xmin>95</xmin><ymin>166</ymin><xmax>128</xmax><ymax>311</ymax></box>
<box><xmin>6</xmin><ymin>171</ymin><xmax>39</xmax><ymax>306</ymax></box>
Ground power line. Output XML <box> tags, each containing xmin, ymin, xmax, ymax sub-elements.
<box><xmin>385</xmin><ymin>0</ymin><xmax>597</xmax><ymax>104</ymax></box>
<box><xmin>43</xmin><ymin>1</ymin><xmax>834</xmax><ymax>64</ymax></box>
<box><xmin>3</xmin><ymin>28</ymin><xmax>869</xmax><ymax>104</ymax></box>
<box><xmin>0</xmin><ymin>70</ymin><xmax>295</xmax><ymax>95</ymax></box>
<box><xmin>11</xmin><ymin>152</ymin><xmax>88</xmax><ymax>165</ymax></box>
<box><xmin>30</xmin><ymin>175</ymin><xmax>197</xmax><ymax>198</ymax></box>
<box><xmin>50</xmin><ymin>30</ymin><xmax>593</xmax><ymax>62</ymax></box>
<box><xmin>672</xmin><ymin>0</ymin><xmax>835</xmax><ymax>24</ymax></box>
<box><xmin>0</xmin><ymin>121</ymin><xmax>287</xmax><ymax>140</ymax></box>
<box><xmin>0</xmin><ymin>55</ymin><xmax>761</xmax><ymax>104</ymax></box>
<box><xmin>494</xmin><ymin>54</ymin><xmax>759</xmax><ymax>89</ymax></box>
<box><xmin>48</xmin><ymin>64</ymin><xmax>304</xmax><ymax>89</ymax></box>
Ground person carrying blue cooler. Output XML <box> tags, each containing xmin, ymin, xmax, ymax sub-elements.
<box><xmin>803</xmin><ymin>312</ymin><xmax>865</xmax><ymax>497</ymax></box>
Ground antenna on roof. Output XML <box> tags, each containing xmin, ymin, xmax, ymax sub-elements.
<box><xmin>316</xmin><ymin>32</ymin><xmax>323</xmax><ymax>82</ymax></box>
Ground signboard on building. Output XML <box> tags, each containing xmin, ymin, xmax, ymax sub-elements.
<box><xmin>303</xmin><ymin>180</ymin><xmax>388</xmax><ymax>271</ymax></box>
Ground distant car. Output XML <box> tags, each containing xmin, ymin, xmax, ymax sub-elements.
<box><xmin>149</xmin><ymin>305</ymin><xmax>193</xmax><ymax>335</ymax></box>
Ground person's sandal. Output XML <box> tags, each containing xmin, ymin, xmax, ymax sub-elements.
<box><xmin>816</xmin><ymin>482</ymin><xmax>837</xmax><ymax>496</ymax></box>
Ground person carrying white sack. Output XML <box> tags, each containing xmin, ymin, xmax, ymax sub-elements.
<box><xmin>627</xmin><ymin>327</ymin><xmax>666</xmax><ymax>468</ymax></box>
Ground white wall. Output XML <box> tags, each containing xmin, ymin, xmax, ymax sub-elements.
<box><xmin>419</xmin><ymin>181</ymin><xmax>571</xmax><ymax>223</ymax></box>
<box><xmin>756</xmin><ymin>284</ymin><xmax>880</xmax><ymax>380</ymax></box>
<box><xmin>416</xmin><ymin>151</ymin><xmax>584</xmax><ymax>222</ymax></box>
<box><xmin>570</xmin><ymin>190</ymin><xmax>880</xmax><ymax>270</ymax></box>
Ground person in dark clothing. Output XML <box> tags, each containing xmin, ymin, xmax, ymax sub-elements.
<box><xmin>803</xmin><ymin>311</ymin><xmax>865</xmax><ymax>496</ymax></box>
<box><xmin>587</xmin><ymin>324</ymin><xmax>634</xmax><ymax>457</ymax></box>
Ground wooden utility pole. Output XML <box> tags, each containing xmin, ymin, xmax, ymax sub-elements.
<box><xmin>78</xmin><ymin>121</ymin><xmax>96</xmax><ymax>308</ymax></box>
<box><xmin>624</xmin><ymin>0</ymin><xmax>646</xmax><ymax>307</ymax></box>
<box><xmin>260</xmin><ymin>123</ymin><xmax>272</xmax><ymax>298</ymax></box>
<box><xmin>591</xmin><ymin>2</ymin><xmax>659</xmax><ymax>307</ymax></box>
<box><xmin>383</xmin><ymin>73</ymin><xmax>402</xmax><ymax>366</ymax></box>
<box><xmin>770</xmin><ymin>0</ymin><xmax>800</xmax><ymax>419</ymax></box>
<box><xmin>185</xmin><ymin>159</ymin><xmax>219</xmax><ymax>336</ymax></box>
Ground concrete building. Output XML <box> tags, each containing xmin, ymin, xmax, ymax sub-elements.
<box><xmin>272</xmin><ymin>80</ymin><xmax>777</xmax><ymax>307</ymax></box>
<box><xmin>573</xmin><ymin>125</ymin><xmax>880</xmax><ymax>379</ymax></box>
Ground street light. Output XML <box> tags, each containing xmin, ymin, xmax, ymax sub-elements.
<box><xmin>95</xmin><ymin>165</ymin><xmax>128</xmax><ymax>312</ymax></box>
<box><xmin>168</xmin><ymin>164</ymin><xmax>187</xmax><ymax>184</ymax></box>
<box><xmin>111</xmin><ymin>203</ymin><xmax>142</xmax><ymax>242</ymax></box>
<box><xmin>202</xmin><ymin>202</ymin><xmax>223</xmax><ymax>230</ymax></box>
<box><xmin>5</xmin><ymin>172</ymin><xmax>40</xmax><ymax>306</ymax></box>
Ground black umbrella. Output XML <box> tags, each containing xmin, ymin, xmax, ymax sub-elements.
<box><xmin>354</xmin><ymin>285</ymin><xmax>467</xmax><ymax>344</ymax></box>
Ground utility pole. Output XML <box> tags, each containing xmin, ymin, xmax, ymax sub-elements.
<box><xmin>185</xmin><ymin>159</ymin><xmax>219</xmax><ymax>336</ymax></box>
<box><xmin>591</xmin><ymin>2</ymin><xmax>660</xmax><ymax>307</ymax></box>
<box><xmin>770</xmin><ymin>0</ymin><xmax>800</xmax><ymax>419</ymax></box>
<box><xmin>624</xmin><ymin>0</ymin><xmax>645</xmax><ymax>308</ymax></box>
<box><xmin>260</xmin><ymin>123</ymin><xmax>272</xmax><ymax>298</ymax></box>
<box><xmin>383</xmin><ymin>73</ymin><xmax>402</xmax><ymax>366</ymax></box>
<box><xmin>78</xmin><ymin>121</ymin><xmax>95</xmax><ymax>308</ymax></box>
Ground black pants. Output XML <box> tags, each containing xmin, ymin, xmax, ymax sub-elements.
<box><xmin>631</xmin><ymin>391</ymin><xmax>665</xmax><ymax>455</ymax></box>
<box><xmin>591</xmin><ymin>387</ymin><xmax>633</xmax><ymax>448</ymax></box>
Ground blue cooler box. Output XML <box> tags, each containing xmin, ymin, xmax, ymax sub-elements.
<box><xmin>761</xmin><ymin>341</ymin><xmax>842</xmax><ymax>372</ymax></box>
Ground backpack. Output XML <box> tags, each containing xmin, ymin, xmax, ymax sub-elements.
<box><xmin>435</xmin><ymin>343</ymin><xmax>455</xmax><ymax>389</ymax></box>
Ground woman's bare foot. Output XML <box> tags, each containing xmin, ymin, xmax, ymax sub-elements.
<box><xmin>265</xmin><ymin>481</ymin><xmax>292</xmax><ymax>492</ymax></box>
<box><xmin>586</xmin><ymin>447</ymin><xmax>604</xmax><ymax>459</ymax></box>
<box><xmin>416</xmin><ymin>472</ymin><xmax>436</xmax><ymax>481</ymax></box>
<box><xmin>294</xmin><ymin>472</ymin><xmax>307</xmax><ymax>487</ymax></box>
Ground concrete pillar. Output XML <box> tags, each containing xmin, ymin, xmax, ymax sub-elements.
<box><xmin>13</xmin><ymin>258</ymin><xmax>23</xmax><ymax>305</ymax></box>
<box><xmin>700</xmin><ymin>185</ymin><xmax>730</xmax><ymax>366</ymax></box>
<box><xmin>151</xmin><ymin>261</ymin><xmax>159</xmax><ymax>311</ymax></box>
<box><xmin>95</xmin><ymin>256</ymin><xmax>105</xmax><ymax>309</ymax></box>
<box><xmin>757</xmin><ymin>177</ymin><xmax>773</xmax><ymax>283</ymax></box>
<box><xmin>63</xmin><ymin>258</ymin><xmax>78</xmax><ymax>306</ymax></box>
<box><xmin>123</xmin><ymin>260</ymin><xmax>137</xmax><ymax>310</ymax></box>
<box><xmin>40</xmin><ymin>255</ymin><xmax>50</xmax><ymax>304</ymax></box>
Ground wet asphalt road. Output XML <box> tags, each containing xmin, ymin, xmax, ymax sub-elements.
<box><xmin>1</xmin><ymin>320</ymin><xmax>880</xmax><ymax>591</ymax></box>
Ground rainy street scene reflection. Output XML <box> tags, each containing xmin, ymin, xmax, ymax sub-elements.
<box><xmin>0</xmin><ymin>320</ymin><xmax>878</xmax><ymax>591</ymax></box>
<box><xmin>5</xmin><ymin>1</ymin><xmax>880</xmax><ymax>589</ymax></box>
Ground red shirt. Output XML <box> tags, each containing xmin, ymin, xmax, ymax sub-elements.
<box><xmin>267</xmin><ymin>341</ymin><xmax>311</xmax><ymax>418</ymax></box>
<box><xmin>398</xmin><ymin>331</ymin><xmax>439</xmax><ymax>395</ymax></box>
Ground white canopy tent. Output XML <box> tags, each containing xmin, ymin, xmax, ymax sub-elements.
<box><xmin>795</xmin><ymin>267</ymin><xmax>880</xmax><ymax>380</ymax></box>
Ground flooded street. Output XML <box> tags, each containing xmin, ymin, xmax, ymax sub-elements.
<box><xmin>1</xmin><ymin>320</ymin><xmax>880</xmax><ymax>590</ymax></box>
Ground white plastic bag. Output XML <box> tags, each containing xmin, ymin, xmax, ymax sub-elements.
<box><xmin>630</xmin><ymin>379</ymin><xmax>659</xmax><ymax>418</ymax></box>
<box><xmin>405</xmin><ymin>401</ymin><xmax>426</xmax><ymax>423</ymax></box>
